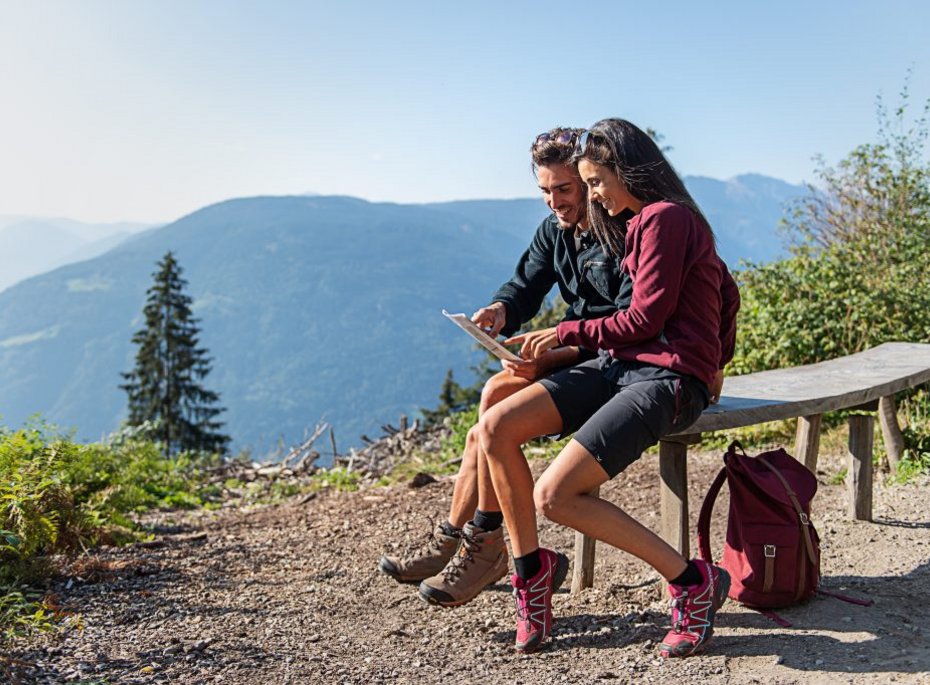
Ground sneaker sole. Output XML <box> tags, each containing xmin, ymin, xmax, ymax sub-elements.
<box><xmin>417</xmin><ymin>562</ymin><xmax>509</xmax><ymax>608</ymax></box>
<box><xmin>659</xmin><ymin>635</ymin><xmax>713</xmax><ymax>658</ymax></box>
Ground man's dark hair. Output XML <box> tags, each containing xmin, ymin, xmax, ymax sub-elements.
<box><xmin>531</xmin><ymin>127</ymin><xmax>583</xmax><ymax>172</ymax></box>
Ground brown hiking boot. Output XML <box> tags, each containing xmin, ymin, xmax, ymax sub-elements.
<box><xmin>418</xmin><ymin>522</ymin><xmax>508</xmax><ymax>607</ymax></box>
<box><xmin>379</xmin><ymin>523</ymin><xmax>461</xmax><ymax>584</ymax></box>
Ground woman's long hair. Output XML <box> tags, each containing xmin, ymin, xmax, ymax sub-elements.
<box><xmin>573</xmin><ymin>118</ymin><xmax>713</xmax><ymax>256</ymax></box>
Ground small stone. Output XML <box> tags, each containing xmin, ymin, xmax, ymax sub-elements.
<box><xmin>409</xmin><ymin>472</ymin><xmax>437</xmax><ymax>488</ymax></box>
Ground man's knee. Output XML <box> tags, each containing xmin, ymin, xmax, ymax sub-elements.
<box><xmin>479</xmin><ymin>371</ymin><xmax>525</xmax><ymax>413</ymax></box>
<box><xmin>476</xmin><ymin>408</ymin><xmax>508</xmax><ymax>460</ymax></box>
<box><xmin>457</xmin><ymin>426</ymin><xmax>480</xmax><ymax>473</ymax></box>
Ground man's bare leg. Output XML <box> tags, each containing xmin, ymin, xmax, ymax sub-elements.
<box><xmin>477</xmin><ymin>383</ymin><xmax>564</xmax><ymax>556</ymax></box>
<box><xmin>380</xmin><ymin>369</ymin><xmax>531</xmax><ymax>582</ymax></box>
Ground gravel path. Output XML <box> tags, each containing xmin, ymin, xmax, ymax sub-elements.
<box><xmin>5</xmin><ymin>448</ymin><xmax>930</xmax><ymax>684</ymax></box>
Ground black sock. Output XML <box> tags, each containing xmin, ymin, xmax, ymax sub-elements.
<box><xmin>514</xmin><ymin>550</ymin><xmax>541</xmax><ymax>580</ymax></box>
<box><xmin>439</xmin><ymin>521</ymin><xmax>461</xmax><ymax>537</ymax></box>
<box><xmin>669</xmin><ymin>560</ymin><xmax>702</xmax><ymax>588</ymax></box>
<box><xmin>472</xmin><ymin>509</ymin><xmax>503</xmax><ymax>532</ymax></box>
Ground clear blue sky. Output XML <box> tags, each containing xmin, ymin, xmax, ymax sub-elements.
<box><xmin>1</xmin><ymin>0</ymin><xmax>928</xmax><ymax>223</ymax></box>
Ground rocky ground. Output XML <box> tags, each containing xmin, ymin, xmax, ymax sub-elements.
<box><xmin>3</xmin><ymin>446</ymin><xmax>930</xmax><ymax>684</ymax></box>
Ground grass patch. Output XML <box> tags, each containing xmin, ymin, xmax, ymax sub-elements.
<box><xmin>0</xmin><ymin>419</ymin><xmax>222</xmax><ymax>642</ymax></box>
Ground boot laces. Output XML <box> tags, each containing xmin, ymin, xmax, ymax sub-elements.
<box><xmin>407</xmin><ymin>517</ymin><xmax>452</xmax><ymax>560</ymax></box>
<box><xmin>670</xmin><ymin>593</ymin><xmax>689</xmax><ymax>632</ymax></box>
<box><xmin>442</xmin><ymin>530</ymin><xmax>479</xmax><ymax>581</ymax></box>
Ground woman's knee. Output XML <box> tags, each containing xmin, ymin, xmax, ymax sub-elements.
<box><xmin>533</xmin><ymin>478</ymin><xmax>567</xmax><ymax>521</ymax></box>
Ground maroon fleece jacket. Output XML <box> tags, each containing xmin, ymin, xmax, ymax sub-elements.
<box><xmin>556</xmin><ymin>202</ymin><xmax>737</xmax><ymax>388</ymax></box>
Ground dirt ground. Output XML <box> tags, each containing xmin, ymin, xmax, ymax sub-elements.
<box><xmin>5</xmin><ymin>447</ymin><xmax>930</xmax><ymax>684</ymax></box>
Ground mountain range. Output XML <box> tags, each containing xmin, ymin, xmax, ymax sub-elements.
<box><xmin>0</xmin><ymin>216</ymin><xmax>154</xmax><ymax>292</ymax></box>
<box><xmin>0</xmin><ymin>174</ymin><xmax>805</xmax><ymax>459</ymax></box>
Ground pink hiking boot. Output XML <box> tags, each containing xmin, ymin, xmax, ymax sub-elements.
<box><xmin>511</xmin><ymin>548</ymin><xmax>569</xmax><ymax>653</ymax></box>
<box><xmin>659</xmin><ymin>559</ymin><xmax>730</xmax><ymax>658</ymax></box>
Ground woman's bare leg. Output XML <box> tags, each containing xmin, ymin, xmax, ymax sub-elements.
<box><xmin>534</xmin><ymin>440</ymin><xmax>687</xmax><ymax>580</ymax></box>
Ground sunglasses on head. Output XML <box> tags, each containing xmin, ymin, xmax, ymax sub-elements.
<box><xmin>533</xmin><ymin>130</ymin><xmax>578</xmax><ymax>149</ymax></box>
<box><xmin>575</xmin><ymin>130</ymin><xmax>596</xmax><ymax>155</ymax></box>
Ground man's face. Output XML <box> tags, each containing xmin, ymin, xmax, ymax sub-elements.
<box><xmin>537</xmin><ymin>163</ymin><xmax>586</xmax><ymax>229</ymax></box>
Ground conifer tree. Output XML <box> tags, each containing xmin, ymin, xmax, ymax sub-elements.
<box><xmin>121</xmin><ymin>251</ymin><xmax>230</xmax><ymax>456</ymax></box>
<box><xmin>421</xmin><ymin>369</ymin><xmax>471</xmax><ymax>426</ymax></box>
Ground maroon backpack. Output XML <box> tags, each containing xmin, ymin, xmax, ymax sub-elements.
<box><xmin>697</xmin><ymin>441</ymin><xmax>820</xmax><ymax>610</ymax></box>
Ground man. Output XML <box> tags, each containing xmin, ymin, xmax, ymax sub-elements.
<box><xmin>379</xmin><ymin>127</ymin><xmax>631</xmax><ymax>606</ymax></box>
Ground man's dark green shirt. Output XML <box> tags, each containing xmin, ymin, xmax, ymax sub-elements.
<box><xmin>492</xmin><ymin>214</ymin><xmax>632</xmax><ymax>338</ymax></box>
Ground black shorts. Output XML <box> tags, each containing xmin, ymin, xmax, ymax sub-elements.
<box><xmin>538</xmin><ymin>354</ymin><xmax>709</xmax><ymax>478</ymax></box>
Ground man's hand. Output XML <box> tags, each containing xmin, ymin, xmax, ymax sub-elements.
<box><xmin>471</xmin><ymin>302</ymin><xmax>507</xmax><ymax>338</ymax></box>
<box><xmin>503</xmin><ymin>327</ymin><xmax>560</xmax><ymax>360</ymax></box>
<box><xmin>709</xmin><ymin>369</ymin><xmax>725</xmax><ymax>404</ymax></box>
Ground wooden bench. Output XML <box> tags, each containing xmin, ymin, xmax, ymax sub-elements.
<box><xmin>571</xmin><ymin>341</ymin><xmax>930</xmax><ymax>593</ymax></box>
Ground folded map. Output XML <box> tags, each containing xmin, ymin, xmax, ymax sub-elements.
<box><xmin>442</xmin><ymin>310</ymin><xmax>522</xmax><ymax>362</ymax></box>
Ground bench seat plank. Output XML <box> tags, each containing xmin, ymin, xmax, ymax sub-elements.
<box><xmin>670</xmin><ymin>342</ymin><xmax>930</xmax><ymax>436</ymax></box>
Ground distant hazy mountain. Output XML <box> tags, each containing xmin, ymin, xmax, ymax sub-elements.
<box><xmin>686</xmin><ymin>173</ymin><xmax>804</xmax><ymax>265</ymax></box>
<box><xmin>0</xmin><ymin>217</ymin><xmax>154</xmax><ymax>292</ymax></box>
<box><xmin>0</xmin><ymin>175</ymin><xmax>805</xmax><ymax>458</ymax></box>
<box><xmin>434</xmin><ymin>173</ymin><xmax>805</xmax><ymax>266</ymax></box>
<box><xmin>0</xmin><ymin>196</ymin><xmax>527</xmax><ymax>456</ymax></box>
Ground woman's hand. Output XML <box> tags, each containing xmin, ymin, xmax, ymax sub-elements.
<box><xmin>500</xmin><ymin>348</ymin><xmax>553</xmax><ymax>379</ymax></box>
<box><xmin>709</xmin><ymin>369</ymin><xmax>725</xmax><ymax>404</ymax></box>
<box><xmin>503</xmin><ymin>327</ymin><xmax>560</xmax><ymax>360</ymax></box>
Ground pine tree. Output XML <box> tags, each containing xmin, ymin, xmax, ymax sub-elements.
<box><xmin>121</xmin><ymin>251</ymin><xmax>230</xmax><ymax>456</ymax></box>
<box><xmin>421</xmin><ymin>369</ymin><xmax>471</xmax><ymax>426</ymax></box>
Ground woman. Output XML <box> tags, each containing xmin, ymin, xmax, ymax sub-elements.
<box><xmin>477</xmin><ymin>118</ymin><xmax>738</xmax><ymax>657</ymax></box>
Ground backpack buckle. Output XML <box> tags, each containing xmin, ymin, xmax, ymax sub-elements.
<box><xmin>764</xmin><ymin>545</ymin><xmax>776</xmax><ymax>558</ymax></box>
<box><xmin>800</xmin><ymin>513</ymin><xmax>810</xmax><ymax>525</ymax></box>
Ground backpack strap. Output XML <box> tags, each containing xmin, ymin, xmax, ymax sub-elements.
<box><xmin>756</xmin><ymin>455</ymin><xmax>818</xmax><ymax>562</ymax></box>
<box><xmin>817</xmin><ymin>588</ymin><xmax>874</xmax><ymax>607</ymax></box>
<box><xmin>697</xmin><ymin>464</ymin><xmax>728</xmax><ymax>564</ymax></box>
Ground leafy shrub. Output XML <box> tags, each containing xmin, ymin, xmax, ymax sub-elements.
<box><xmin>731</xmin><ymin>85</ymin><xmax>930</xmax><ymax>374</ymax></box>
<box><xmin>894</xmin><ymin>390</ymin><xmax>930</xmax><ymax>482</ymax></box>
<box><xmin>727</xmin><ymin>83</ymin><xmax>930</xmax><ymax>473</ymax></box>
<box><xmin>0</xmin><ymin>419</ymin><xmax>222</xmax><ymax>640</ymax></box>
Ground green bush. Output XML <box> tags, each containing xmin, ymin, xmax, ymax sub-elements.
<box><xmin>731</xmin><ymin>85</ymin><xmax>930</xmax><ymax>374</ymax></box>
<box><xmin>727</xmin><ymin>83</ymin><xmax>930</xmax><ymax>473</ymax></box>
<box><xmin>0</xmin><ymin>421</ymin><xmax>222</xmax><ymax>569</ymax></box>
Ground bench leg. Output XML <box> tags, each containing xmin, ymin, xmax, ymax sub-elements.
<box><xmin>659</xmin><ymin>440</ymin><xmax>689</xmax><ymax>559</ymax></box>
<box><xmin>795</xmin><ymin>414</ymin><xmax>822</xmax><ymax>473</ymax></box>
<box><xmin>847</xmin><ymin>414</ymin><xmax>874</xmax><ymax>521</ymax></box>
<box><xmin>878</xmin><ymin>395</ymin><xmax>905</xmax><ymax>474</ymax></box>
<box><xmin>571</xmin><ymin>486</ymin><xmax>599</xmax><ymax>594</ymax></box>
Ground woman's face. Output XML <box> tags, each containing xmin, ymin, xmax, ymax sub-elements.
<box><xmin>577</xmin><ymin>159</ymin><xmax>642</xmax><ymax>217</ymax></box>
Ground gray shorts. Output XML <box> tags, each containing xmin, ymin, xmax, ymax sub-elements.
<box><xmin>538</xmin><ymin>354</ymin><xmax>709</xmax><ymax>478</ymax></box>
